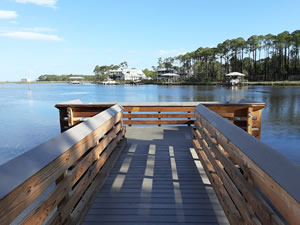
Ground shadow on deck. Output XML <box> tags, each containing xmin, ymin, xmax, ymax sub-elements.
<box><xmin>1</xmin><ymin>101</ymin><xmax>298</xmax><ymax>225</ymax></box>
<box><xmin>83</xmin><ymin>127</ymin><xmax>229</xmax><ymax>225</ymax></box>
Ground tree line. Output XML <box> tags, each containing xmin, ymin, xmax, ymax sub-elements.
<box><xmin>167</xmin><ymin>30</ymin><xmax>300</xmax><ymax>81</ymax></box>
<box><xmin>38</xmin><ymin>30</ymin><xmax>300</xmax><ymax>82</ymax></box>
<box><xmin>37</xmin><ymin>74</ymin><xmax>95</xmax><ymax>81</ymax></box>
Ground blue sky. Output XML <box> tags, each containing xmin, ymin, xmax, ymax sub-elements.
<box><xmin>0</xmin><ymin>0</ymin><xmax>299</xmax><ymax>81</ymax></box>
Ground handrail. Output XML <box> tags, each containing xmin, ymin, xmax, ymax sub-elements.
<box><xmin>55</xmin><ymin>100</ymin><xmax>265</xmax><ymax>139</ymax></box>
<box><xmin>193</xmin><ymin>104</ymin><xmax>300</xmax><ymax>225</ymax></box>
<box><xmin>0</xmin><ymin>104</ymin><xmax>126</xmax><ymax>225</ymax></box>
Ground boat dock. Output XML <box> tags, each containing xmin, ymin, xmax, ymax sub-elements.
<box><xmin>0</xmin><ymin>101</ymin><xmax>299</xmax><ymax>225</ymax></box>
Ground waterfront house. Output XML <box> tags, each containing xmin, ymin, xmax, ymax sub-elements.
<box><xmin>109</xmin><ymin>68</ymin><xmax>147</xmax><ymax>81</ymax></box>
<box><xmin>157</xmin><ymin>68</ymin><xmax>180</xmax><ymax>81</ymax></box>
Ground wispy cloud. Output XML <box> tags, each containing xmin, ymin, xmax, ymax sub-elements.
<box><xmin>0</xmin><ymin>31</ymin><xmax>63</xmax><ymax>41</ymax></box>
<box><xmin>15</xmin><ymin>0</ymin><xmax>58</xmax><ymax>8</ymax></box>
<box><xmin>159</xmin><ymin>49</ymin><xmax>186</xmax><ymax>56</ymax></box>
<box><xmin>21</xmin><ymin>27</ymin><xmax>56</xmax><ymax>32</ymax></box>
<box><xmin>0</xmin><ymin>10</ymin><xmax>18</xmax><ymax>19</ymax></box>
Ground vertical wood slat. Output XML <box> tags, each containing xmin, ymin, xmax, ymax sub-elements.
<box><xmin>194</xmin><ymin>104</ymin><xmax>300</xmax><ymax>225</ymax></box>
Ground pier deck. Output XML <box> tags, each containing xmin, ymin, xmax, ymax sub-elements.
<box><xmin>83</xmin><ymin>127</ymin><xmax>229</xmax><ymax>225</ymax></box>
<box><xmin>2</xmin><ymin>101</ymin><xmax>299</xmax><ymax>225</ymax></box>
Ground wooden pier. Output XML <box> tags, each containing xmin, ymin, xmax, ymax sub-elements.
<box><xmin>83</xmin><ymin>126</ymin><xmax>229</xmax><ymax>225</ymax></box>
<box><xmin>0</xmin><ymin>100</ymin><xmax>299</xmax><ymax>225</ymax></box>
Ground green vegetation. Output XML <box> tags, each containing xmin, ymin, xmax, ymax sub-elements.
<box><xmin>163</xmin><ymin>30</ymin><xmax>300</xmax><ymax>81</ymax></box>
<box><xmin>143</xmin><ymin>69</ymin><xmax>157</xmax><ymax>79</ymax></box>
<box><xmin>37</xmin><ymin>74</ymin><xmax>95</xmax><ymax>82</ymax></box>
<box><xmin>36</xmin><ymin>30</ymin><xmax>300</xmax><ymax>84</ymax></box>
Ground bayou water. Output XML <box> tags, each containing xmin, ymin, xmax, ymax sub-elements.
<box><xmin>0</xmin><ymin>83</ymin><xmax>299</xmax><ymax>165</ymax></box>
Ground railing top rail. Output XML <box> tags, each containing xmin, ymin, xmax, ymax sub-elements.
<box><xmin>0</xmin><ymin>104</ymin><xmax>123</xmax><ymax>200</ymax></box>
<box><xmin>195</xmin><ymin>104</ymin><xmax>300</xmax><ymax>203</ymax></box>
<box><xmin>55</xmin><ymin>99</ymin><xmax>266</xmax><ymax>108</ymax></box>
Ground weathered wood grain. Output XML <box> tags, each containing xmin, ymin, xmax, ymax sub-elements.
<box><xmin>192</xmin><ymin>139</ymin><xmax>243</xmax><ymax>225</ymax></box>
<box><xmin>195</xmin><ymin>104</ymin><xmax>300</xmax><ymax>225</ymax></box>
<box><xmin>0</xmin><ymin>105</ymin><xmax>123</xmax><ymax>225</ymax></box>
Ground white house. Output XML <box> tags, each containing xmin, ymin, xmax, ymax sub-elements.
<box><xmin>109</xmin><ymin>68</ymin><xmax>147</xmax><ymax>81</ymax></box>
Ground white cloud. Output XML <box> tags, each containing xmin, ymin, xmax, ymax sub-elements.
<box><xmin>9</xmin><ymin>21</ymin><xmax>18</xmax><ymax>24</ymax></box>
<box><xmin>21</xmin><ymin>27</ymin><xmax>56</xmax><ymax>32</ymax></box>
<box><xmin>15</xmin><ymin>0</ymin><xmax>57</xmax><ymax>8</ymax></box>
<box><xmin>159</xmin><ymin>49</ymin><xmax>186</xmax><ymax>56</ymax></box>
<box><xmin>0</xmin><ymin>10</ymin><xmax>18</xmax><ymax>19</ymax></box>
<box><xmin>0</xmin><ymin>31</ymin><xmax>63</xmax><ymax>41</ymax></box>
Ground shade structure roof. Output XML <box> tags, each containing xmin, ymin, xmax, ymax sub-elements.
<box><xmin>226</xmin><ymin>72</ymin><xmax>245</xmax><ymax>77</ymax></box>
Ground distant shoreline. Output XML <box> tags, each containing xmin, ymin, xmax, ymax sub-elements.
<box><xmin>2</xmin><ymin>80</ymin><xmax>300</xmax><ymax>86</ymax></box>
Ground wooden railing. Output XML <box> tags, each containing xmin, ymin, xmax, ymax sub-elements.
<box><xmin>0</xmin><ymin>105</ymin><xmax>126</xmax><ymax>225</ymax></box>
<box><xmin>55</xmin><ymin>100</ymin><xmax>265</xmax><ymax>138</ymax></box>
<box><xmin>193</xmin><ymin>104</ymin><xmax>300</xmax><ymax>225</ymax></box>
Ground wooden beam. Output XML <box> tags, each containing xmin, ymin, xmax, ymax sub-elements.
<box><xmin>123</xmin><ymin>120</ymin><xmax>194</xmax><ymax>125</ymax></box>
<box><xmin>192</xmin><ymin>138</ymin><xmax>244</xmax><ymax>225</ymax></box>
<box><xmin>0</xmin><ymin>105</ymin><xmax>123</xmax><ymax>225</ymax></box>
<box><xmin>195</xmin><ymin>104</ymin><xmax>300</xmax><ymax>225</ymax></box>
<box><xmin>194</xmin><ymin>127</ymin><xmax>261</xmax><ymax>225</ymax></box>
<box><xmin>194</xmin><ymin>120</ymin><xmax>285</xmax><ymax>225</ymax></box>
<box><xmin>122</xmin><ymin>113</ymin><xmax>194</xmax><ymax>119</ymax></box>
<box><xmin>47</xmin><ymin>129</ymin><xmax>126</xmax><ymax>224</ymax></box>
<box><xmin>71</xmin><ymin>137</ymin><xmax>127</xmax><ymax>225</ymax></box>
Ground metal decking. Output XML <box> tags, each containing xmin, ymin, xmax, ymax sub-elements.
<box><xmin>83</xmin><ymin>127</ymin><xmax>230</xmax><ymax>225</ymax></box>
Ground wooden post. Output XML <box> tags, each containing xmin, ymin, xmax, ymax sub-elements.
<box><xmin>188</xmin><ymin>111</ymin><xmax>191</xmax><ymax>126</ymax></box>
<box><xmin>67</xmin><ymin>107</ymin><xmax>74</xmax><ymax>127</ymax></box>
<box><xmin>128</xmin><ymin>111</ymin><xmax>132</xmax><ymax>127</ymax></box>
<box><xmin>158</xmin><ymin>111</ymin><xmax>161</xmax><ymax>127</ymax></box>
<box><xmin>252</xmin><ymin>109</ymin><xmax>262</xmax><ymax>139</ymax></box>
<box><xmin>59</xmin><ymin>108</ymin><xmax>68</xmax><ymax>133</ymax></box>
<box><xmin>247</xmin><ymin>107</ymin><xmax>253</xmax><ymax>135</ymax></box>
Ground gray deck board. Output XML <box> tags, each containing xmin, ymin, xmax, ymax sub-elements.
<box><xmin>83</xmin><ymin>126</ymin><xmax>229</xmax><ymax>225</ymax></box>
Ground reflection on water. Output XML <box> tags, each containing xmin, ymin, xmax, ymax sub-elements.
<box><xmin>0</xmin><ymin>83</ymin><xmax>299</xmax><ymax>165</ymax></box>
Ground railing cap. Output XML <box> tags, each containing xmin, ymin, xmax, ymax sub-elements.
<box><xmin>55</xmin><ymin>99</ymin><xmax>265</xmax><ymax>108</ymax></box>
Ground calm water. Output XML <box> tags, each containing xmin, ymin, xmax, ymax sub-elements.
<box><xmin>0</xmin><ymin>83</ymin><xmax>300</xmax><ymax>165</ymax></box>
